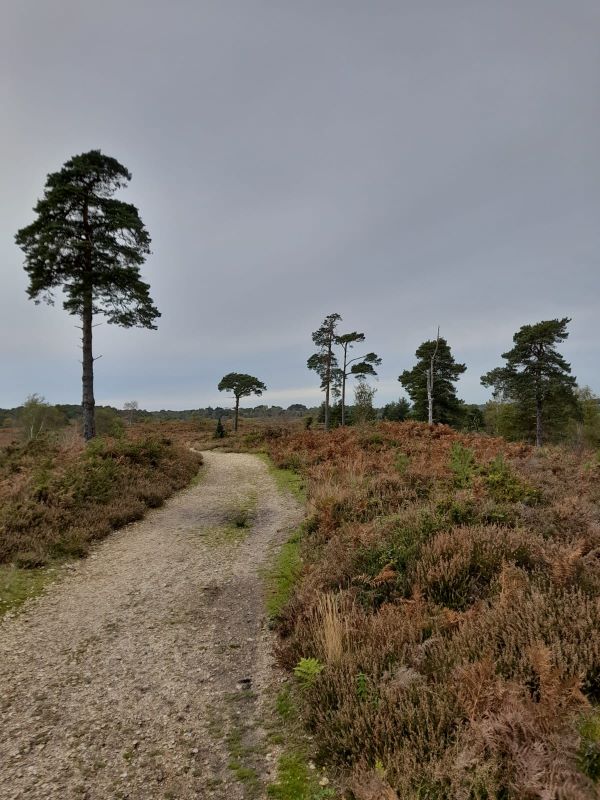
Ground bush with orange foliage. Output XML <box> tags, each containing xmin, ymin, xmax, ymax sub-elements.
<box><xmin>264</xmin><ymin>422</ymin><xmax>600</xmax><ymax>799</ymax></box>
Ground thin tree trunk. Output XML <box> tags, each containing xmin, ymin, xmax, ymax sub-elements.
<box><xmin>427</xmin><ymin>327</ymin><xmax>440</xmax><ymax>425</ymax></box>
<box><xmin>535</xmin><ymin>398</ymin><xmax>543</xmax><ymax>447</ymax></box>
<box><xmin>427</xmin><ymin>370</ymin><xmax>433</xmax><ymax>425</ymax></box>
<box><xmin>81</xmin><ymin>302</ymin><xmax>95</xmax><ymax>441</ymax></box>
<box><xmin>234</xmin><ymin>396</ymin><xmax>239</xmax><ymax>432</ymax></box>
<box><xmin>81</xmin><ymin>195</ymin><xmax>95</xmax><ymax>442</ymax></box>
<box><xmin>324</xmin><ymin>341</ymin><xmax>331</xmax><ymax>431</ymax></box>
<box><xmin>341</xmin><ymin>344</ymin><xmax>347</xmax><ymax>427</ymax></box>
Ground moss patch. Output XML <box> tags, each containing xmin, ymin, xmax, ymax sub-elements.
<box><xmin>267</xmin><ymin>687</ymin><xmax>334</xmax><ymax>799</ymax></box>
<box><xmin>0</xmin><ymin>562</ymin><xmax>62</xmax><ymax>617</ymax></box>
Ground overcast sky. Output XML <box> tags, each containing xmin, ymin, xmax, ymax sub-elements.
<box><xmin>1</xmin><ymin>1</ymin><xmax>598</xmax><ymax>411</ymax></box>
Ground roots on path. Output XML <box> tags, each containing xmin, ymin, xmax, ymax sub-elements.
<box><xmin>0</xmin><ymin>451</ymin><xmax>302</xmax><ymax>800</ymax></box>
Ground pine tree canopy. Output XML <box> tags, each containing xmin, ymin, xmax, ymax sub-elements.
<box><xmin>481</xmin><ymin>318</ymin><xmax>577</xmax><ymax>444</ymax></box>
<box><xmin>399</xmin><ymin>337</ymin><xmax>466</xmax><ymax>424</ymax></box>
<box><xmin>217</xmin><ymin>373</ymin><xmax>267</xmax><ymax>400</ymax></box>
<box><xmin>15</xmin><ymin>149</ymin><xmax>159</xmax><ymax>328</ymax></box>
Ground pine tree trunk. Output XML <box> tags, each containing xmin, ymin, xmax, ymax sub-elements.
<box><xmin>340</xmin><ymin>344</ymin><xmax>347</xmax><ymax>427</ymax></box>
<box><xmin>81</xmin><ymin>302</ymin><xmax>96</xmax><ymax>441</ymax></box>
<box><xmin>324</xmin><ymin>341</ymin><xmax>331</xmax><ymax>431</ymax></box>
<box><xmin>234</xmin><ymin>396</ymin><xmax>239</xmax><ymax>432</ymax></box>
<box><xmin>427</xmin><ymin>328</ymin><xmax>440</xmax><ymax>426</ymax></box>
<box><xmin>535</xmin><ymin>398</ymin><xmax>543</xmax><ymax>447</ymax></box>
<box><xmin>81</xmin><ymin>195</ymin><xmax>96</xmax><ymax>442</ymax></box>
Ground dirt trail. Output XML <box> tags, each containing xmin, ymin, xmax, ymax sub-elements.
<box><xmin>0</xmin><ymin>451</ymin><xmax>302</xmax><ymax>800</ymax></box>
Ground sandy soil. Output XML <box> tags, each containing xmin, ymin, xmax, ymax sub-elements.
<box><xmin>0</xmin><ymin>451</ymin><xmax>302</xmax><ymax>799</ymax></box>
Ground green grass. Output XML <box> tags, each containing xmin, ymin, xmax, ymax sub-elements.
<box><xmin>265</xmin><ymin>526</ymin><xmax>303</xmax><ymax>620</ymax></box>
<box><xmin>267</xmin><ymin>688</ymin><xmax>334</xmax><ymax>800</ymax></box>
<box><xmin>257</xmin><ymin>453</ymin><xmax>306</xmax><ymax>502</ymax></box>
<box><xmin>268</xmin><ymin>752</ymin><xmax>333</xmax><ymax>800</ymax></box>
<box><xmin>0</xmin><ymin>562</ymin><xmax>62</xmax><ymax>616</ymax></box>
<box><xmin>190</xmin><ymin>464</ymin><xmax>207</xmax><ymax>486</ymax></box>
<box><xmin>200</xmin><ymin>524</ymin><xmax>249</xmax><ymax>546</ymax></box>
<box><xmin>275</xmin><ymin>685</ymin><xmax>296</xmax><ymax>720</ymax></box>
<box><xmin>259</xmin><ymin>451</ymin><xmax>307</xmax><ymax>619</ymax></box>
<box><xmin>578</xmin><ymin>711</ymin><xmax>600</xmax><ymax>780</ymax></box>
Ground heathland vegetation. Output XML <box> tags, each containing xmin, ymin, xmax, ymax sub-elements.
<box><xmin>0</xmin><ymin>419</ymin><xmax>201</xmax><ymax>613</ymax></box>
<box><xmin>9</xmin><ymin>149</ymin><xmax>597</xmax><ymax>451</ymax></box>
<box><xmin>262</xmin><ymin>422</ymin><xmax>600</xmax><ymax>798</ymax></box>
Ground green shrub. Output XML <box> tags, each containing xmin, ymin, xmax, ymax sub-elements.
<box><xmin>449</xmin><ymin>442</ymin><xmax>476</xmax><ymax>488</ymax></box>
<box><xmin>484</xmin><ymin>455</ymin><xmax>541</xmax><ymax>504</ymax></box>
<box><xmin>95</xmin><ymin>407</ymin><xmax>125</xmax><ymax>438</ymax></box>
<box><xmin>578</xmin><ymin>712</ymin><xmax>600</xmax><ymax>781</ymax></box>
<box><xmin>393</xmin><ymin>452</ymin><xmax>410</xmax><ymax>474</ymax></box>
<box><xmin>294</xmin><ymin>658</ymin><xmax>324</xmax><ymax>688</ymax></box>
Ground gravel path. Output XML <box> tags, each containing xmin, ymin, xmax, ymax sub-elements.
<box><xmin>0</xmin><ymin>451</ymin><xmax>302</xmax><ymax>800</ymax></box>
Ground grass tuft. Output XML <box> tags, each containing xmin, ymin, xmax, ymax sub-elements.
<box><xmin>265</xmin><ymin>527</ymin><xmax>303</xmax><ymax>621</ymax></box>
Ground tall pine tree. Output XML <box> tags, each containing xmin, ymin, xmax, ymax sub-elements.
<box><xmin>481</xmin><ymin>318</ymin><xmax>577</xmax><ymax>446</ymax></box>
<box><xmin>15</xmin><ymin>150</ymin><xmax>159</xmax><ymax>440</ymax></box>
<box><xmin>307</xmin><ymin>313</ymin><xmax>341</xmax><ymax>430</ymax></box>
<box><xmin>334</xmin><ymin>331</ymin><xmax>381</xmax><ymax>426</ymax></box>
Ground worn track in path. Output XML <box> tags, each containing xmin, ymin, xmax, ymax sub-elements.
<box><xmin>0</xmin><ymin>451</ymin><xmax>302</xmax><ymax>799</ymax></box>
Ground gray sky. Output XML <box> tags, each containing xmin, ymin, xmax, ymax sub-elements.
<box><xmin>2</xmin><ymin>1</ymin><xmax>599</xmax><ymax>410</ymax></box>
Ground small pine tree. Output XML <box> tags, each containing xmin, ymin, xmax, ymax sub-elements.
<box><xmin>214</xmin><ymin>416</ymin><xmax>226</xmax><ymax>439</ymax></box>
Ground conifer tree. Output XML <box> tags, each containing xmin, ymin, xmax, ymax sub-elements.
<box><xmin>307</xmin><ymin>313</ymin><xmax>341</xmax><ymax>430</ymax></box>
<box><xmin>15</xmin><ymin>150</ymin><xmax>159</xmax><ymax>440</ymax></box>
<box><xmin>481</xmin><ymin>318</ymin><xmax>577</xmax><ymax>446</ymax></box>
<box><xmin>399</xmin><ymin>337</ymin><xmax>466</xmax><ymax>424</ymax></box>
<box><xmin>214</xmin><ymin>416</ymin><xmax>226</xmax><ymax>439</ymax></box>
<box><xmin>335</xmin><ymin>331</ymin><xmax>381</xmax><ymax>426</ymax></box>
<box><xmin>217</xmin><ymin>373</ymin><xmax>267</xmax><ymax>431</ymax></box>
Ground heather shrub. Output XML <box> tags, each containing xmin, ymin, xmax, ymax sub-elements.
<box><xmin>0</xmin><ymin>433</ymin><xmax>202</xmax><ymax>566</ymax></box>
<box><xmin>411</xmin><ymin>525</ymin><xmax>543</xmax><ymax>610</ymax></box>
<box><xmin>265</xmin><ymin>422</ymin><xmax>600</xmax><ymax>798</ymax></box>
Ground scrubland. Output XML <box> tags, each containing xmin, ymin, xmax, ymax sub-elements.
<box><xmin>0</xmin><ymin>422</ymin><xmax>202</xmax><ymax>610</ymax></box>
<box><xmin>263</xmin><ymin>422</ymin><xmax>600</xmax><ymax>799</ymax></box>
